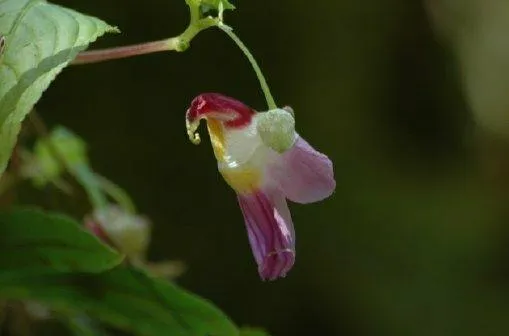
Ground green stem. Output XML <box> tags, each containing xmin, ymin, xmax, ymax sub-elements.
<box><xmin>218</xmin><ymin>24</ymin><xmax>277</xmax><ymax>109</ymax></box>
<box><xmin>179</xmin><ymin>17</ymin><xmax>218</xmax><ymax>50</ymax></box>
<box><xmin>73</xmin><ymin>165</ymin><xmax>108</xmax><ymax>210</ymax></box>
<box><xmin>186</xmin><ymin>0</ymin><xmax>201</xmax><ymax>24</ymax></box>
<box><xmin>95</xmin><ymin>174</ymin><xmax>137</xmax><ymax>214</ymax></box>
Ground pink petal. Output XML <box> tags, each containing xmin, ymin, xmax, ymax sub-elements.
<box><xmin>237</xmin><ymin>190</ymin><xmax>295</xmax><ymax>281</ymax></box>
<box><xmin>268</xmin><ymin>136</ymin><xmax>336</xmax><ymax>204</ymax></box>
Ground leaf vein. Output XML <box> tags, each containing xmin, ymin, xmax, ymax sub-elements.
<box><xmin>33</xmin><ymin>5</ymin><xmax>59</xmax><ymax>55</ymax></box>
<box><xmin>1</xmin><ymin>60</ymin><xmax>21</xmax><ymax>79</ymax></box>
<box><xmin>61</xmin><ymin>7</ymin><xmax>84</xmax><ymax>48</ymax></box>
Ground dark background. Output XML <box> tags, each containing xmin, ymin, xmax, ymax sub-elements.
<box><xmin>34</xmin><ymin>0</ymin><xmax>509</xmax><ymax>335</ymax></box>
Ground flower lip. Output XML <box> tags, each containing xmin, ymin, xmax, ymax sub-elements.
<box><xmin>186</xmin><ymin>93</ymin><xmax>255</xmax><ymax>128</ymax></box>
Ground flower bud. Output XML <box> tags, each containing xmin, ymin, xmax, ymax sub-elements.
<box><xmin>85</xmin><ymin>205</ymin><xmax>150</xmax><ymax>262</ymax></box>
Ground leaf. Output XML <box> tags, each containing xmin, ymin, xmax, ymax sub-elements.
<box><xmin>0</xmin><ymin>208</ymin><xmax>123</xmax><ymax>272</ymax></box>
<box><xmin>0</xmin><ymin>0</ymin><xmax>118</xmax><ymax>177</ymax></box>
<box><xmin>239</xmin><ymin>328</ymin><xmax>271</xmax><ymax>336</ymax></box>
<box><xmin>0</xmin><ymin>267</ymin><xmax>239</xmax><ymax>336</ymax></box>
<box><xmin>62</xmin><ymin>315</ymin><xmax>110</xmax><ymax>336</ymax></box>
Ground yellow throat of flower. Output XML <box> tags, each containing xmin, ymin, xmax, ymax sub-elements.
<box><xmin>207</xmin><ymin>120</ymin><xmax>261</xmax><ymax>194</ymax></box>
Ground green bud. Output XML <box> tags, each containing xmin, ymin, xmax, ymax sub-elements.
<box><xmin>89</xmin><ymin>206</ymin><xmax>151</xmax><ymax>262</ymax></box>
<box><xmin>256</xmin><ymin>108</ymin><xmax>297</xmax><ymax>153</ymax></box>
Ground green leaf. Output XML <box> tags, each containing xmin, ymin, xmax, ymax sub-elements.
<box><xmin>239</xmin><ymin>328</ymin><xmax>271</xmax><ymax>336</ymax></box>
<box><xmin>0</xmin><ymin>0</ymin><xmax>118</xmax><ymax>177</ymax></box>
<box><xmin>62</xmin><ymin>315</ymin><xmax>110</xmax><ymax>336</ymax></box>
<box><xmin>0</xmin><ymin>208</ymin><xmax>123</xmax><ymax>272</ymax></box>
<box><xmin>0</xmin><ymin>267</ymin><xmax>238</xmax><ymax>336</ymax></box>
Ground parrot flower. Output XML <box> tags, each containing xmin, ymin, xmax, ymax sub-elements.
<box><xmin>186</xmin><ymin>93</ymin><xmax>335</xmax><ymax>280</ymax></box>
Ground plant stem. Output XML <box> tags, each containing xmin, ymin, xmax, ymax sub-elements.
<box><xmin>186</xmin><ymin>0</ymin><xmax>201</xmax><ymax>24</ymax></box>
<box><xmin>72</xmin><ymin>38</ymin><xmax>180</xmax><ymax>65</ymax></box>
<box><xmin>73</xmin><ymin>165</ymin><xmax>108</xmax><ymax>210</ymax></box>
<box><xmin>95</xmin><ymin>174</ymin><xmax>136</xmax><ymax>214</ymax></box>
<box><xmin>218</xmin><ymin>24</ymin><xmax>277</xmax><ymax>110</ymax></box>
<box><xmin>72</xmin><ymin>5</ymin><xmax>218</xmax><ymax>66</ymax></box>
<box><xmin>71</xmin><ymin>1</ymin><xmax>209</xmax><ymax>65</ymax></box>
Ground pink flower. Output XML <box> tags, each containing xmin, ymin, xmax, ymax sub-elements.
<box><xmin>186</xmin><ymin>93</ymin><xmax>335</xmax><ymax>281</ymax></box>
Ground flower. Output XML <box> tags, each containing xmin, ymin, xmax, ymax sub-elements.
<box><xmin>186</xmin><ymin>93</ymin><xmax>335</xmax><ymax>280</ymax></box>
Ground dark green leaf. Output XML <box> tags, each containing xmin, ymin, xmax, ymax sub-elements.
<box><xmin>0</xmin><ymin>208</ymin><xmax>123</xmax><ymax>272</ymax></box>
<box><xmin>239</xmin><ymin>328</ymin><xmax>271</xmax><ymax>336</ymax></box>
<box><xmin>0</xmin><ymin>267</ymin><xmax>238</xmax><ymax>336</ymax></box>
<box><xmin>62</xmin><ymin>315</ymin><xmax>110</xmax><ymax>336</ymax></box>
<box><xmin>0</xmin><ymin>0</ymin><xmax>118</xmax><ymax>176</ymax></box>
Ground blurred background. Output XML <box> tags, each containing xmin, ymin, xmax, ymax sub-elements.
<box><xmin>31</xmin><ymin>0</ymin><xmax>509</xmax><ymax>335</ymax></box>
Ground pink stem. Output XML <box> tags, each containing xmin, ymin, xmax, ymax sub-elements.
<box><xmin>72</xmin><ymin>38</ymin><xmax>179</xmax><ymax>65</ymax></box>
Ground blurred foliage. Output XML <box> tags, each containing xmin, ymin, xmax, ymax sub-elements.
<box><xmin>0</xmin><ymin>208</ymin><xmax>238</xmax><ymax>336</ymax></box>
<box><xmin>0</xmin><ymin>209</ymin><xmax>122</xmax><ymax>272</ymax></box>
<box><xmin>0</xmin><ymin>267</ymin><xmax>237</xmax><ymax>336</ymax></box>
<box><xmin>239</xmin><ymin>328</ymin><xmax>270</xmax><ymax>336</ymax></box>
<box><xmin>0</xmin><ymin>0</ymin><xmax>117</xmax><ymax>176</ymax></box>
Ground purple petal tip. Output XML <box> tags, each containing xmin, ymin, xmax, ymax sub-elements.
<box><xmin>259</xmin><ymin>249</ymin><xmax>295</xmax><ymax>281</ymax></box>
<box><xmin>237</xmin><ymin>191</ymin><xmax>296</xmax><ymax>281</ymax></box>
